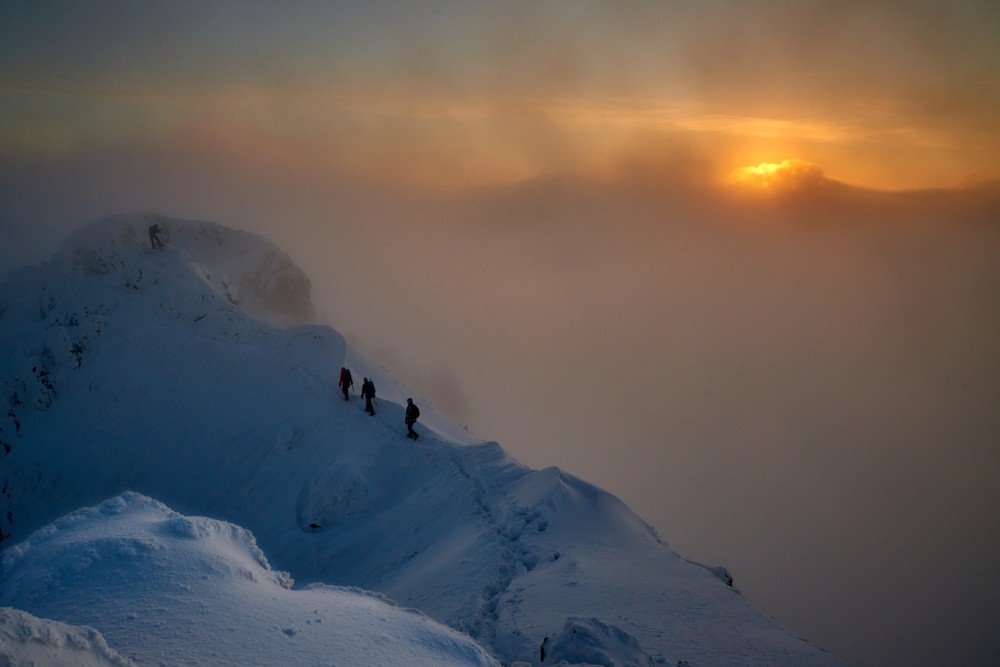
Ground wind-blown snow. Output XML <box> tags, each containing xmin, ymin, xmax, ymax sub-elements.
<box><xmin>0</xmin><ymin>214</ymin><xmax>850</xmax><ymax>666</ymax></box>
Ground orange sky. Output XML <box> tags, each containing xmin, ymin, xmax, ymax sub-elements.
<box><xmin>2</xmin><ymin>2</ymin><xmax>999</xmax><ymax>193</ymax></box>
<box><xmin>2</xmin><ymin>6</ymin><xmax>1000</xmax><ymax>667</ymax></box>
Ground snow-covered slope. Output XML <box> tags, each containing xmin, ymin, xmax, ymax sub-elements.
<box><xmin>0</xmin><ymin>214</ymin><xmax>850</xmax><ymax>666</ymax></box>
<box><xmin>0</xmin><ymin>608</ymin><xmax>134</xmax><ymax>667</ymax></box>
<box><xmin>0</xmin><ymin>492</ymin><xmax>499</xmax><ymax>666</ymax></box>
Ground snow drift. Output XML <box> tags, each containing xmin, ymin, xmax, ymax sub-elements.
<box><xmin>0</xmin><ymin>492</ymin><xmax>499</xmax><ymax>666</ymax></box>
<box><xmin>0</xmin><ymin>214</ymin><xmax>850</xmax><ymax>666</ymax></box>
<box><xmin>0</xmin><ymin>607</ymin><xmax>134</xmax><ymax>667</ymax></box>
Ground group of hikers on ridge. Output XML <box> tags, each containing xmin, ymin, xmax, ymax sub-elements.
<box><xmin>339</xmin><ymin>366</ymin><xmax>420</xmax><ymax>439</ymax></box>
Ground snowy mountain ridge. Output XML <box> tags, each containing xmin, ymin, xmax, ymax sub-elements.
<box><xmin>0</xmin><ymin>214</ymin><xmax>850</xmax><ymax>666</ymax></box>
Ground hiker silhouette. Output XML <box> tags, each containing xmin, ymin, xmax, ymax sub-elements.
<box><xmin>338</xmin><ymin>367</ymin><xmax>353</xmax><ymax>401</ymax></box>
<box><xmin>148</xmin><ymin>223</ymin><xmax>165</xmax><ymax>249</ymax></box>
<box><xmin>405</xmin><ymin>398</ymin><xmax>420</xmax><ymax>440</ymax></box>
<box><xmin>360</xmin><ymin>377</ymin><xmax>376</xmax><ymax>415</ymax></box>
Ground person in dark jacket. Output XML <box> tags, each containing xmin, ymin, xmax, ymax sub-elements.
<box><xmin>405</xmin><ymin>398</ymin><xmax>420</xmax><ymax>440</ymax></box>
<box><xmin>360</xmin><ymin>377</ymin><xmax>376</xmax><ymax>415</ymax></box>
<box><xmin>338</xmin><ymin>367</ymin><xmax>353</xmax><ymax>401</ymax></box>
<box><xmin>148</xmin><ymin>223</ymin><xmax>165</xmax><ymax>249</ymax></box>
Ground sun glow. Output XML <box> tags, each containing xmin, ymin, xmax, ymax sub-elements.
<box><xmin>727</xmin><ymin>159</ymin><xmax>825</xmax><ymax>191</ymax></box>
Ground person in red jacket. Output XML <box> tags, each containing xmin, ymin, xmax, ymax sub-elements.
<box><xmin>338</xmin><ymin>367</ymin><xmax>353</xmax><ymax>401</ymax></box>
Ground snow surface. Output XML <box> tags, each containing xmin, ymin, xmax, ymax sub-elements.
<box><xmin>0</xmin><ymin>214</ymin><xmax>850</xmax><ymax>666</ymax></box>
<box><xmin>0</xmin><ymin>607</ymin><xmax>134</xmax><ymax>667</ymax></box>
<box><xmin>1</xmin><ymin>492</ymin><xmax>498</xmax><ymax>666</ymax></box>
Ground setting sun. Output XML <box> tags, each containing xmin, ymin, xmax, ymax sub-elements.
<box><xmin>727</xmin><ymin>159</ymin><xmax>825</xmax><ymax>191</ymax></box>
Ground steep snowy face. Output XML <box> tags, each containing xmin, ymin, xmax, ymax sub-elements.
<box><xmin>0</xmin><ymin>214</ymin><xmax>338</xmax><ymax>547</ymax></box>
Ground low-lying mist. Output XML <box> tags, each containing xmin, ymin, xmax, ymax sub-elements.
<box><xmin>3</xmin><ymin>155</ymin><xmax>999</xmax><ymax>667</ymax></box>
<box><xmin>298</xmin><ymin>175</ymin><xmax>1000</xmax><ymax>667</ymax></box>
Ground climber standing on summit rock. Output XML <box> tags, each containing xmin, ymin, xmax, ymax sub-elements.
<box><xmin>148</xmin><ymin>222</ymin><xmax>165</xmax><ymax>249</ymax></box>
